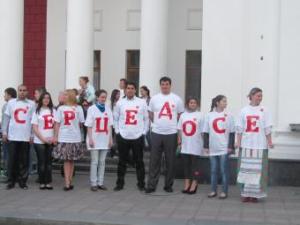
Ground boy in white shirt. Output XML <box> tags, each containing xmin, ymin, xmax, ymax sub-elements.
<box><xmin>113</xmin><ymin>82</ymin><xmax>149</xmax><ymax>191</ymax></box>
<box><xmin>3</xmin><ymin>85</ymin><xmax>35</xmax><ymax>190</ymax></box>
<box><xmin>146</xmin><ymin>77</ymin><xmax>184</xmax><ymax>193</ymax></box>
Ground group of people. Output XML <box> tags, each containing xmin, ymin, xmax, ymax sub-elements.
<box><xmin>0</xmin><ymin>75</ymin><xmax>273</xmax><ymax>203</ymax></box>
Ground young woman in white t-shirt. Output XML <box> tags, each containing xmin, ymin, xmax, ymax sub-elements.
<box><xmin>85</xmin><ymin>89</ymin><xmax>113</xmax><ymax>191</ymax></box>
<box><xmin>203</xmin><ymin>95</ymin><xmax>235</xmax><ymax>199</ymax></box>
<box><xmin>32</xmin><ymin>92</ymin><xmax>55</xmax><ymax>190</ymax></box>
<box><xmin>53</xmin><ymin>89</ymin><xmax>86</xmax><ymax>191</ymax></box>
<box><xmin>236</xmin><ymin>87</ymin><xmax>273</xmax><ymax>203</ymax></box>
<box><xmin>177</xmin><ymin>97</ymin><xmax>204</xmax><ymax>194</ymax></box>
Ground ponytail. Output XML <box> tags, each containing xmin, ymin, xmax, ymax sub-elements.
<box><xmin>210</xmin><ymin>95</ymin><xmax>226</xmax><ymax>112</ymax></box>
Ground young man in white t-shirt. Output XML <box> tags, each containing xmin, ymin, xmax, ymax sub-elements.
<box><xmin>146</xmin><ymin>77</ymin><xmax>184</xmax><ymax>193</ymax></box>
<box><xmin>113</xmin><ymin>82</ymin><xmax>149</xmax><ymax>191</ymax></box>
<box><xmin>2</xmin><ymin>85</ymin><xmax>35</xmax><ymax>190</ymax></box>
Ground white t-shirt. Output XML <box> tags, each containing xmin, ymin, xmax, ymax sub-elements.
<box><xmin>236</xmin><ymin>105</ymin><xmax>272</xmax><ymax>150</ymax></box>
<box><xmin>113</xmin><ymin>97</ymin><xmax>149</xmax><ymax>140</ymax></box>
<box><xmin>31</xmin><ymin>108</ymin><xmax>56</xmax><ymax>144</ymax></box>
<box><xmin>177</xmin><ymin>111</ymin><xmax>204</xmax><ymax>156</ymax></box>
<box><xmin>85</xmin><ymin>104</ymin><xmax>113</xmax><ymax>150</ymax></box>
<box><xmin>149</xmin><ymin>92</ymin><xmax>184</xmax><ymax>135</ymax></box>
<box><xmin>54</xmin><ymin>105</ymin><xmax>85</xmax><ymax>143</ymax></box>
<box><xmin>4</xmin><ymin>98</ymin><xmax>35</xmax><ymax>142</ymax></box>
<box><xmin>202</xmin><ymin>111</ymin><xmax>235</xmax><ymax>156</ymax></box>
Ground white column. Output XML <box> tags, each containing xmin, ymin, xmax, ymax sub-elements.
<box><xmin>139</xmin><ymin>0</ymin><xmax>169</xmax><ymax>95</ymax></box>
<box><xmin>65</xmin><ymin>0</ymin><xmax>94</xmax><ymax>89</ymax></box>
<box><xmin>0</xmin><ymin>0</ymin><xmax>24</xmax><ymax>109</ymax></box>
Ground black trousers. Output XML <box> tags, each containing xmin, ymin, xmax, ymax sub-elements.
<box><xmin>34</xmin><ymin>144</ymin><xmax>53</xmax><ymax>184</ymax></box>
<box><xmin>147</xmin><ymin>132</ymin><xmax>177</xmax><ymax>189</ymax></box>
<box><xmin>181</xmin><ymin>153</ymin><xmax>201</xmax><ymax>181</ymax></box>
<box><xmin>7</xmin><ymin>141</ymin><xmax>30</xmax><ymax>184</ymax></box>
<box><xmin>116</xmin><ymin>134</ymin><xmax>145</xmax><ymax>188</ymax></box>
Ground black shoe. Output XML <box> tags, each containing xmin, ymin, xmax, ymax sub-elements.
<box><xmin>45</xmin><ymin>184</ymin><xmax>53</xmax><ymax>190</ymax></box>
<box><xmin>6</xmin><ymin>183</ymin><xmax>15</xmax><ymax>190</ymax></box>
<box><xmin>181</xmin><ymin>188</ymin><xmax>190</xmax><ymax>194</ymax></box>
<box><xmin>164</xmin><ymin>186</ymin><xmax>173</xmax><ymax>193</ymax></box>
<box><xmin>113</xmin><ymin>186</ymin><xmax>123</xmax><ymax>191</ymax></box>
<box><xmin>63</xmin><ymin>186</ymin><xmax>72</xmax><ymax>191</ymax></box>
<box><xmin>90</xmin><ymin>186</ymin><xmax>98</xmax><ymax>192</ymax></box>
<box><xmin>187</xmin><ymin>185</ymin><xmax>198</xmax><ymax>195</ymax></box>
<box><xmin>145</xmin><ymin>188</ymin><xmax>155</xmax><ymax>194</ymax></box>
<box><xmin>138</xmin><ymin>186</ymin><xmax>145</xmax><ymax>191</ymax></box>
<box><xmin>19</xmin><ymin>183</ymin><xmax>28</xmax><ymax>190</ymax></box>
<box><xmin>69</xmin><ymin>185</ymin><xmax>74</xmax><ymax>190</ymax></box>
<box><xmin>98</xmin><ymin>185</ymin><xmax>108</xmax><ymax>191</ymax></box>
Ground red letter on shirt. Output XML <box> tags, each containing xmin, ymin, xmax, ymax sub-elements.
<box><xmin>182</xmin><ymin>121</ymin><xmax>196</xmax><ymax>136</ymax></box>
<box><xmin>158</xmin><ymin>102</ymin><xmax>172</xmax><ymax>120</ymax></box>
<box><xmin>212</xmin><ymin>117</ymin><xmax>226</xmax><ymax>134</ymax></box>
<box><xmin>125</xmin><ymin>110</ymin><xmax>138</xmax><ymax>125</ymax></box>
<box><xmin>43</xmin><ymin>114</ymin><xmax>54</xmax><ymax>129</ymax></box>
<box><xmin>95</xmin><ymin>117</ymin><xmax>109</xmax><ymax>134</ymax></box>
<box><xmin>246</xmin><ymin>115</ymin><xmax>260</xmax><ymax>132</ymax></box>
<box><xmin>14</xmin><ymin>108</ymin><xmax>27</xmax><ymax>124</ymax></box>
<box><xmin>63</xmin><ymin>111</ymin><xmax>75</xmax><ymax>125</ymax></box>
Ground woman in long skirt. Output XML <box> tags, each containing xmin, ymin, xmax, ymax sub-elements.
<box><xmin>236</xmin><ymin>87</ymin><xmax>274</xmax><ymax>203</ymax></box>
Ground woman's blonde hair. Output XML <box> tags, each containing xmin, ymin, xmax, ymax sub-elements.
<box><xmin>65</xmin><ymin>89</ymin><xmax>77</xmax><ymax>106</ymax></box>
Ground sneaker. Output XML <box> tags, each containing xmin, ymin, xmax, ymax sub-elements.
<box><xmin>219</xmin><ymin>192</ymin><xmax>227</xmax><ymax>199</ymax></box>
<box><xmin>207</xmin><ymin>192</ymin><xmax>217</xmax><ymax>198</ymax></box>
<box><xmin>39</xmin><ymin>184</ymin><xmax>46</xmax><ymax>190</ymax></box>
<box><xmin>241</xmin><ymin>197</ymin><xmax>251</xmax><ymax>203</ymax></box>
<box><xmin>90</xmin><ymin>186</ymin><xmax>98</xmax><ymax>192</ymax></box>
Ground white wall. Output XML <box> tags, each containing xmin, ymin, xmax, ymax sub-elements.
<box><xmin>46</xmin><ymin>0</ymin><xmax>67</xmax><ymax>105</ymax></box>
<box><xmin>202</xmin><ymin>0</ymin><xmax>300</xmax><ymax>159</ymax></box>
<box><xmin>167</xmin><ymin>0</ymin><xmax>202</xmax><ymax>99</ymax></box>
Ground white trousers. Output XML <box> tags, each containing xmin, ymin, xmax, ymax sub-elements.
<box><xmin>90</xmin><ymin>150</ymin><xmax>108</xmax><ymax>186</ymax></box>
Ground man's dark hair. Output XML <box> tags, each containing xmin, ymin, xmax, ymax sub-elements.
<box><xmin>126</xmin><ymin>81</ymin><xmax>137</xmax><ymax>90</ymax></box>
<box><xmin>159</xmin><ymin>76</ymin><xmax>172</xmax><ymax>85</ymax></box>
<box><xmin>5</xmin><ymin>87</ymin><xmax>17</xmax><ymax>98</ymax></box>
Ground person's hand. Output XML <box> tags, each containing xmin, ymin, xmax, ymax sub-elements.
<box><xmin>53</xmin><ymin>137</ymin><xmax>58</xmax><ymax>146</ymax></box>
<box><xmin>204</xmin><ymin>148</ymin><xmax>209</xmax><ymax>155</ymax></box>
<box><xmin>89</xmin><ymin>138</ymin><xmax>95</xmax><ymax>148</ymax></box>
<box><xmin>227</xmin><ymin>148</ymin><xmax>233</xmax><ymax>154</ymax></box>
<box><xmin>45</xmin><ymin>137</ymin><xmax>53</xmax><ymax>145</ymax></box>
<box><xmin>235</xmin><ymin>142</ymin><xmax>241</xmax><ymax>149</ymax></box>
<box><xmin>30</xmin><ymin>137</ymin><xmax>34</xmax><ymax>144</ymax></box>
<box><xmin>177</xmin><ymin>137</ymin><xmax>182</xmax><ymax>146</ymax></box>
<box><xmin>2</xmin><ymin>134</ymin><xmax>8</xmax><ymax>143</ymax></box>
<box><xmin>268</xmin><ymin>140</ymin><xmax>274</xmax><ymax>149</ymax></box>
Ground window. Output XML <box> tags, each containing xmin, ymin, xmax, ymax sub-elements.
<box><xmin>126</xmin><ymin>50</ymin><xmax>140</xmax><ymax>88</ymax></box>
<box><xmin>185</xmin><ymin>50</ymin><xmax>202</xmax><ymax>100</ymax></box>
<box><xmin>93</xmin><ymin>50</ymin><xmax>101</xmax><ymax>90</ymax></box>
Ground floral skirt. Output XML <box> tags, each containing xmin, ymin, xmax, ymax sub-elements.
<box><xmin>53</xmin><ymin>142</ymin><xmax>86</xmax><ymax>161</ymax></box>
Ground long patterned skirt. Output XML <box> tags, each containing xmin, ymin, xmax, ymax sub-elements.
<box><xmin>237</xmin><ymin>148</ymin><xmax>268</xmax><ymax>198</ymax></box>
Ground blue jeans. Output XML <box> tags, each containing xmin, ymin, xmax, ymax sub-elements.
<box><xmin>210</xmin><ymin>154</ymin><xmax>228</xmax><ymax>194</ymax></box>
